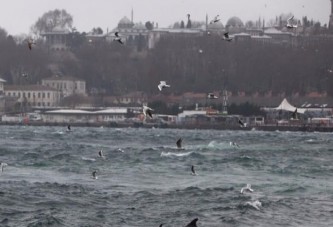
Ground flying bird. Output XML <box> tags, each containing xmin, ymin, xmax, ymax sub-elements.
<box><xmin>238</xmin><ymin>119</ymin><xmax>245</xmax><ymax>127</ymax></box>
<box><xmin>98</xmin><ymin>149</ymin><xmax>105</xmax><ymax>159</ymax></box>
<box><xmin>191</xmin><ymin>165</ymin><xmax>197</xmax><ymax>176</ymax></box>
<box><xmin>241</xmin><ymin>184</ymin><xmax>254</xmax><ymax>194</ymax></box>
<box><xmin>92</xmin><ymin>170</ymin><xmax>98</xmax><ymax>179</ymax></box>
<box><xmin>176</xmin><ymin>138</ymin><xmax>182</xmax><ymax>149</ymax></box>
<box><xmin>67</xmin><ymin>125</ymin><xmax>71</xmax><ymax>131</ymax></box>
<box><xmin>207</xmin><ymin>93</ymin><xmax>218</xmax><ymax>99</ymax></box>
<box><xmin>230</xmin><ymin>141</ymin><xmax>240</xmax><ymax>148</ymax></box>
<box><xmin>222</xmin><ymin>32</ymin><xmax>232</xmax><ymax>42</ymax></box>
<box><xmin>0</xmin><ymin>162</ymin><xmax>8</xmax><ymax>172</ymax></box>
<box><xmin>158</xmin><ymin>81</ymin><xmax>171</xmax><ymax>91</ymax></box>
<box><xmin>286</xmin><ymin>16</ymin><xmax>298</xmax><ymax>29</ymax></box>
<box><xmin>185</xmin><ymin>218</ymin><xmax>199</xmax><ymax>227</ymax></box>
<box><xmin>210</xmin><ymin>15</ymin><xmax>220</xmax><ymax>24</ymax></box>
<box><xmin>143</xmin><ymin>105</ymin><xmax>153</xmax><ymax>119</ymax></box>
<box><xmin>114</xmin><ymin>32</ymin><xmax>124</xmax><ymax>44</ymax></box>
<box><xmin>27</xmin><ymin>39</ymin><xmax>36</xmax><ymax>50</ymax></box>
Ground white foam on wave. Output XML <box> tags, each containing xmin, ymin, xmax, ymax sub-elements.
<box><xmin>245</xmin><ymin>200</ymin><xmax>262</xmax><ymax>210</ymax></box>
<box><xmin>81</xmin><ymin>157</ymin><xmax>96</xmax><ymax>162</ymax></box>
<box><xmin>160</xmin><ymin>151</ymin><xmax>193</xmax><ymax>157</ymax></box>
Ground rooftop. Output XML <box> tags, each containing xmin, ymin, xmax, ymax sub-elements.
<box><xmin>42</xmin><ymin>76</ymin><xmax>85</xmax><ymax>82</ymax></box>
<box><xmin>5</xmin><ymin>85</ymin><xmax>58</xmax><ymax>91</ymax></box>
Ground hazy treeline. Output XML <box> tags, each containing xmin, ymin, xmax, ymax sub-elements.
<box><xmin>0</xmin><ymin>26</ymin><xmax>333</xmax><ymax>97</ymax></box>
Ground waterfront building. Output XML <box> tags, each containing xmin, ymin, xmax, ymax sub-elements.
<box><xmin>4</xmin><ymin>85</ymin><xmax>60</xmax><ymax>108</ymax></box>
<box><xmin>41</xmin><ymin>76</ymin><xmax>86</xmax><ymax>98</ymax></box>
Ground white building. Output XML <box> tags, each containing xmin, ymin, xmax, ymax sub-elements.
<box><xmin>41</xmin><ymin>76</ymin><xmax>86</xmax><ymax>98</ymax></box>
<box><xmin>4</xmin><ymin>85</ymin><xmax>60</xmax><ymax>107</ymax></box>
<box><xmin>41</xmin><ymin>26</ymin><xmax>71</xmax><ymax>51</ymax></box>
<box><xmin>0</xmin><ymin>78</ymin><xmax>5</xmax><ymax>95</ymax></box>
<box><xmin>0</xmin><ymin>78</ymin><xmax>6</xmax><ymax>113</ymax></box>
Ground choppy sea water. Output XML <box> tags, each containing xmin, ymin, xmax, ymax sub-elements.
<box><xmin>0</xmin><ymin>126</ymin><xmax>333</xmax><ymax>227</ymax></box>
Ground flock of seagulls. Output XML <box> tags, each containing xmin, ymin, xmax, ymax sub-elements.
<box><xmin>14</xmin><ymin>12</ymin><xmax>285</xmax><ymax>226</ymax></box>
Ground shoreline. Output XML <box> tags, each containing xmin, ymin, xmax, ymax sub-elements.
<box><xmin>1</xmin><ymin>121</ymin><xmax>332</xmax><ymax>132</ymax></box>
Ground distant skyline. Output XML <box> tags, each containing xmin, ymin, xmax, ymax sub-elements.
<box><xmin>0</xmin><ymin>0</ymin><xmax>330</xmax><ymax>36</ymax></box>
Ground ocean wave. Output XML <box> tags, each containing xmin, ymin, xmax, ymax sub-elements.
<box><xmin>160</xmin><ymin>151</ymin><xmax>193</xmax><ymax>157</ymax></box>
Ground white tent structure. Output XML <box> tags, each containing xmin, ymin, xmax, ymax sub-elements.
<box><xmin>274</xmin><ymin>98</ymin><xmax>305</xmax><ymax>114</ymax></box>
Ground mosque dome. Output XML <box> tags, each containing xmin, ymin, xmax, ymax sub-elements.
<box><xmin>118</xmin><ymin>16</ymin><xmax>134</xmax><ymax>29</ymax></box>
<box><xmin>226</xmin><ymin>17</ymin><xmax>244</xmax><ymax>27</ymax></box>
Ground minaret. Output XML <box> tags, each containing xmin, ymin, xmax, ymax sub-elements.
<box><xmin>330</xmin><ymin>0</ymin><xmax>333</xmax><ymax>31</ymax></box>
<box><xmin>131</xmin><ymin>8</ymin><xmax>134</xmax><ymax>24</ymax></box>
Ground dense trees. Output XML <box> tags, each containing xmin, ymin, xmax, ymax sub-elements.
<box><xmin>31</xmin><ymin>9</ymin><xmax>73</xmax><ymax>36</ymax></box>
<box><xmin>0</xmin><ymin>28</ymin><xmax>332</xmax><ymax>99</ymax></box>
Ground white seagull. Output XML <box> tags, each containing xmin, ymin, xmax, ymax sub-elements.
<box><xmin>158</xmin><ymin>81</ymin><xmax>171</xmax><ymax>91</ymax></box>
<box><xmin>143</xmin><ymin>105</ymin><xmax>153</xmax><ymax>119</ymax></box>
<box><xmin>222</xmin><ymin>32</ymin><xmax>232</xmax><ymax>42</ymax></box>
<box><xmin>207</xmin><ymin>93</ymin><xmax>218</xmax><ymax>99</ymax></box>
<box><xmin>114</xmin><ymin>32</ymin><xmax>124</xmax><ymax>44</ymax></box>
<box><xmin>241</xmin><ymin>184</ymin><xmax>254</xmax><ymax>194</ymax></box>
<box><xmin>230</xmin><ymin>141</ymin><xmax>240</xmax><ymax>148</ymax></box>
<box><xmin>0</xmin><ymin>162</ymin><xmax>8</xmax><ymax>172</ymax></box>
<box><xmin>210</xmin><ymin>15</ymin><xmax>220</xmax><ymax>24</ymax></box>
<box><xmin>286</xmin><ymin>16</ymin><xmax>298</xmax><ymax>29</ymax></box>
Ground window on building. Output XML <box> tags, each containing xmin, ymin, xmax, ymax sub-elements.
<box><xmin>47</xmin><ymin>102</ymin><xmax>50</xmax><ymax>106</ymax></box>
<box><xmin>38</xmin><ymin>93</ymin><xmax>41</xmax><ymax>98</ymax></box>
<box><xmin>13</xmin><ymin>92</ymin><xmax>16</xmax><ymax>96</ymax></box>
<box><xmin>42</xmin><ymin>93</ymin><xmax>45</xmax><ymax>98</ymax></box>
<box><xmin>37</xmin><ymin>102</ymin><xmax>40</xmax><ymax>106</ymax></box>
<box><xmin>28</xmin><ymin>92</ymin><xmax>31</xmax><ymax>98</ymax></box>
<box><xmin>18</xmin><ymin>93</ymin><xmax>21</xmax><ymax>98</ymax></box>
<box><xmin>8</xmin><ymin>92</ymin><xmax>11</xmax><ymax>96</ymax></box>
<box><xmin>47</xmin><ymin>92</ymin><xmax>50</xmax><ymax>98</ymax></box>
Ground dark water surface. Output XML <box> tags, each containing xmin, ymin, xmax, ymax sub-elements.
<box><xmin>0</xmin><ymin>126</ymin><xmax>333</xmax><ymax>227</ymax></box>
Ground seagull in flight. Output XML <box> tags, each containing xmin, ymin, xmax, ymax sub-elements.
<box><xmin>92</xmin><ymin>170</ymin><xmax>98</xmax><ymax>179</ymax></box>
<box><xmin>210</xmin><ymin>15</ymin><xmax>220</xmax><ymax>24</ymax></box>
<box><xmin>241</xmin><ymin>184</ymin><xmax>254</xmax><ymax>194</ymax></box>
<box><xmin>21</xmin><ymin>73</ymin><xmax>28</xmax><ymax>78</ymax></box>
<box><xmin>238</xmin><ymin>119</ymin><xmax>245</xmax><ymax>127</ymax></box>
<box><xmin>207</xmin><ymin>93</ymin><xmax>218</xmax><ymax>99</ymax></box>
<box><xmin>114</xmin><ymin>32</ymin><xmax>124</xmax><ymax>44</ymax></box>
<box><xmin>230</xmin><ymin>141</ymin><xmax>240</xmax><ymax>148</ymax></box>
<box><xmin>191</xmin><ymin>165</ymin><xmax>198</xmax><ymax>176</ymax></box>
<box><xmin>286</xmin><ymin>16</ymin><xmax>298</xmax><ymax>29</ymax></box>
<box><xmin>0</xmin><ymin>162</ymin><xmax>8</xmax><ymax>172</ymax></box>
<box><xmin>143</xmin><ymin>105</ymin><xmax>153</xmax><ymax>119</ymax></box>
<box><xmin>222</xmin><ymin>32</ymin><xmax>232</xmax><ymax>42</ymax></box>
<box><xmin>98</xmin><ymin>149</ymin><xmax>105</xmax><ymax>159</ymax></box>
<box><xmin>27</xmin><ymin>39</ymin><xmax>36</xmax><ymax>50</ymax></box>
<box><xmin>158</xmin><ymin>81</ymin><xmax>170</xmax><ymax>91</ymax></box>
<box><xmin>176</xmin><ymin>138</ymin><xmax>182</xmax><ymax>149</ymax></box>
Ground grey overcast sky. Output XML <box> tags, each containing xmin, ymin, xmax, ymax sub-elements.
<box><xmin>0</xmin><ymin>0</ymin><xmax>330</xmax><ymax>35</ymax></box>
